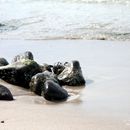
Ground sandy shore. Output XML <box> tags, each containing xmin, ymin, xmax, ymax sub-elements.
<box><xmin>0</xmin><ymin>40</ymin><xmax>130</xmax><ymax>130</ymax></box>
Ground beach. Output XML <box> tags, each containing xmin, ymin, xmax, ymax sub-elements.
<box><xmin>0</xmin><ymin>40</ymin><xmax>130</xmax><ymax>130</ymax></box>
<box><xmin>0</xmin><ymin>0</ymin><xmax>130</xmax><ymax>129</ymax></box>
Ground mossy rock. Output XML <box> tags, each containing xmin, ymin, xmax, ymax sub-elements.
<box><xmin>0</xmin><ymin>59</ymin><xmax>42</xmax><ymax>88</ymax></box>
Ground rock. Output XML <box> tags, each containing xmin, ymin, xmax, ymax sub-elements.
<box><xmin>40</xmin><ymin>63</ymin><xmax>53</xmax><ymax>72</ymax></box>
<box><xmin>30</xmin><ymin>71</ymin><xmax>59</xmax><ymax>95</ymax></box>
<box><xmin>12</xmin><ymin>51</ymin><xmax>34</xmax><ymax>63</ymax></box>
<box><xmin>0</xmin><ymin>59</ymin><xmax>42</xmax><ymax>88</ymax></box>
<box><xmin>0</xmin><ymin>84</ymin><xmax>13</xmax><ymax>100</ymax></box>
<box><xmin>53</xmin><ymin>60</ymin><xmax>86</xmax><ymax>86</ymax></box>
<box><xmin>53</xmin><ymin>62</ymin><xmax>65</xmax><ymax>75</ymax></box>
<box><xmin>42</xmin><ymin>80</ymin><xmax>68</xmax><ymax>101</ymax></box>
<box><xmin>0</xmin><ymin>58</ymin><xmax>9</xmax><ymax>66</ymax></box>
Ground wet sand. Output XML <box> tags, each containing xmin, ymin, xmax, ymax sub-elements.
<box><xmin>0</xmin><ymin>40</ymin><xmax>130</xmax><ymax>130</ymax></box>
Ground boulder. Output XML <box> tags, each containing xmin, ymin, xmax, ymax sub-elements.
<box><xmin>53</xmin><ymin>60</ymin><xmax>86</xmax><ymax>86</ymax></box>
<box><xmin>0</xmin><ymin>84</ymin><xmax>13</xmax><ymax>100</ymax></box>
<box><xmin>0</xmin><ymin>59</ymin><xmax>42</xmax><ymax>88</ymax></box>
<box><xmin>30</xmin><ymin>71</ymin><xmax>59</xmax><ymax>95</ymax></box>
<box><xmin>42</xmin><ymin>80</ymin><xmax>68</xmax><ymax>101</ymax></box>
<box><xmin>0</xmin><ymin>58</ymin><xmax>9</xmax><ymax>66</ymax></box>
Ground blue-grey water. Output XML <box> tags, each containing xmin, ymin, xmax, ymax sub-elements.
<box><xmin>0</xmin><ymin>0</ymin><xmax>130</xmax><ymax>40</ymax></box>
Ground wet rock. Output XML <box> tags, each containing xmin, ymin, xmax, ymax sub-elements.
<box><xmin>53</xmin><ymin>62</ymin><xmax>65</xmax><ymax>75</ymax></box>
<box><xmin>53</xmin><ymin>60</ymin><xmax>86</xmax><ymax>86</ymax></box>
<box><xmin>42</xmin><ymin>80</ymin><xmax>68</xmax><ymax>101</ymax></box>
<box><xmin>0</xmin><ymin>58</ymin><xmax>9</xmax><ymax>66</ymax></box>
<box><xmin>0</xmin><ymin>59</ymin><xmax>42</xmax><ymax>88</ymax></box>
<box><xmin>40</xmin><ymin>63</ymin><xmax>53</xmax><ymax>72</ymax></box>
<box><xmin>12</xmin><ymin>51</ymin><xmax>34</xmax><ymax>63</ymax></box>
<box><xmin>0</xmin><ymin>84</ymin><xmax>13</xmax><ymax>100</ymax></box>
<box><xmin>30</xmin><ymin>71</ymin><xmax>59</xmax><ymax>95</ymax></box>
<box><xmin>30</xmin><ymin>71</ymin><xmax>68</xmax><ymax>101</ymax></box>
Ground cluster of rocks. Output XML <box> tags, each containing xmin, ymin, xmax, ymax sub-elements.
<box><xmin>0</xmin><ymin>51</ymin><xmax>85</xmax><ymax>102</ymax></box>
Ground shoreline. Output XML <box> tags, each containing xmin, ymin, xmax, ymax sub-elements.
<box><xmin>0</xmin><ymin>40</ymin><xmax>130</xmax><ymax>130</ymax></box>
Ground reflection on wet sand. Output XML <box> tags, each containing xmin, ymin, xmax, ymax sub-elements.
<box><xmin>0</xmin><ymin>79</ymin><xmax>86</xmax><ymax>105</ymax></box>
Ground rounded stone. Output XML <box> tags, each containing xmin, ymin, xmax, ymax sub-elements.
<box><xmin>42</xmin><ymin>80</ymin><xmax>68</xmax><ymax>101</ymax></box>
<box><xmin>0</xmin><ymin>84</ymin><xmax>13</xmax><ymax>100</ymax></box>
<box><xmin>0</xmin><ymin>58</ymin><xmax>9</xmax><ymax>66</ymax></box>
<box><xmin>30</xmin><ymin>71</ymin><xmax>59</xmax><ymax>95</ymax></box>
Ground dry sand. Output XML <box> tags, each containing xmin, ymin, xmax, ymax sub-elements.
<box><xmin>0</xmin><ymin>40</ymin><xmax>130</xmax><ymax>130</ymax></box>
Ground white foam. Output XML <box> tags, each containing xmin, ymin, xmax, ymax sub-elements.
<box><xmin>0</xmin><ymin>0</ymin><xmax>130</xmax><ymax>40</ymax></box>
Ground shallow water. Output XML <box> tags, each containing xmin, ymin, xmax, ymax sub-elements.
<box><xmin>0</xmin><ymin>0</ymin><xmax>130</xmax><ymax>40</ymax></box>
<box><xmin>0</xmin><ymin>40</ymin><xmax>130</xmax><ymax>130</ymax></box>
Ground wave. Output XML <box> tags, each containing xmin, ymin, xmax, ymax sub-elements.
<box><xmin>0</xmin><ymin>0</ymin><xmax>130</xmax><ymax>41</ymax></box>
<box><xmin>61</xmin><ymin>0</ymin><xmax>130</xmax><ymax>4</ymax></box>
<box><xmin>1</xmin><ymin>0</ymin><xmax>130</xmax><ymax>4</ymax></box>
<box><xmin>0</xmin><ymin>17</ymin><xmax>44</xmax><ymax>33</ymax></box>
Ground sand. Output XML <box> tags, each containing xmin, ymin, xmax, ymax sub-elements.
<box><xmin>0</xmin><ymin>40</ymin><xmax>130</xmax><ymax>130</ymax></box>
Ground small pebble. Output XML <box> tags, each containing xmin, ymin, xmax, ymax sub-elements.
<box><xmin>1</xmin><ymin>120</ymin><xmax>4</xmax><ymax>123</ymax></box>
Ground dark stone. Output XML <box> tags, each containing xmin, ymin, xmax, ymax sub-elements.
<box><xmin>53</xmin><ymin>60</ymin><xmax>86</xmax><ymax>86</ymax></box>
<box><xmin>40</xmin><ymin>63</ymin><xmax>53</xmax><ymax>72</ymax></box>
<box><xmin>30</xmin><ymin>71</ymin><xmax>59</xmax><ymax>95</ymax></box>
<box><xmin>0</xmin><ymin>84</ymin><xmax>13</xmax><ymax>100</ymax></box>
<box><xmin>0</xmin><ymin>59</ymin><xmax>42</xmax><ymax>88</ymax></box>
<box><xmin>0</xmin><ymin>58</ymin><xmax>9</xmax><ymax>66</ymax></box>
<box><xmin>42</xmin><ymin>80</ymin><xmax>68</xmax><ymax>101</ymax></box>
<box><xmin>53</xmin><ymin>62</ymin><xmax>65</xmax><ymax>75</ymax></box>
<box><xmin>12</xmin><ymin>51</ymin><xmax>34</xmax><ymax>63</ymax></box>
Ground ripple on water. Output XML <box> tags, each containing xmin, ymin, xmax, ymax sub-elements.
<box><xmin>1</xmin><ymin>0</ymin><xmax>130</xmax><ymax>40</ymax></box>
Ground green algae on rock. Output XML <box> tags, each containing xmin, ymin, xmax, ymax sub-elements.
<box><xmin>0</xmin><ymin>59</ymin><xmax>42</xmax><ymax>88</ymax></box>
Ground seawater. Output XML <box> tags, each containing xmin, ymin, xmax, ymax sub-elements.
<box><xmin>0</xmin><ymin>0</ymin><xmax>130</xmax><ymax>40</ymax></box>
